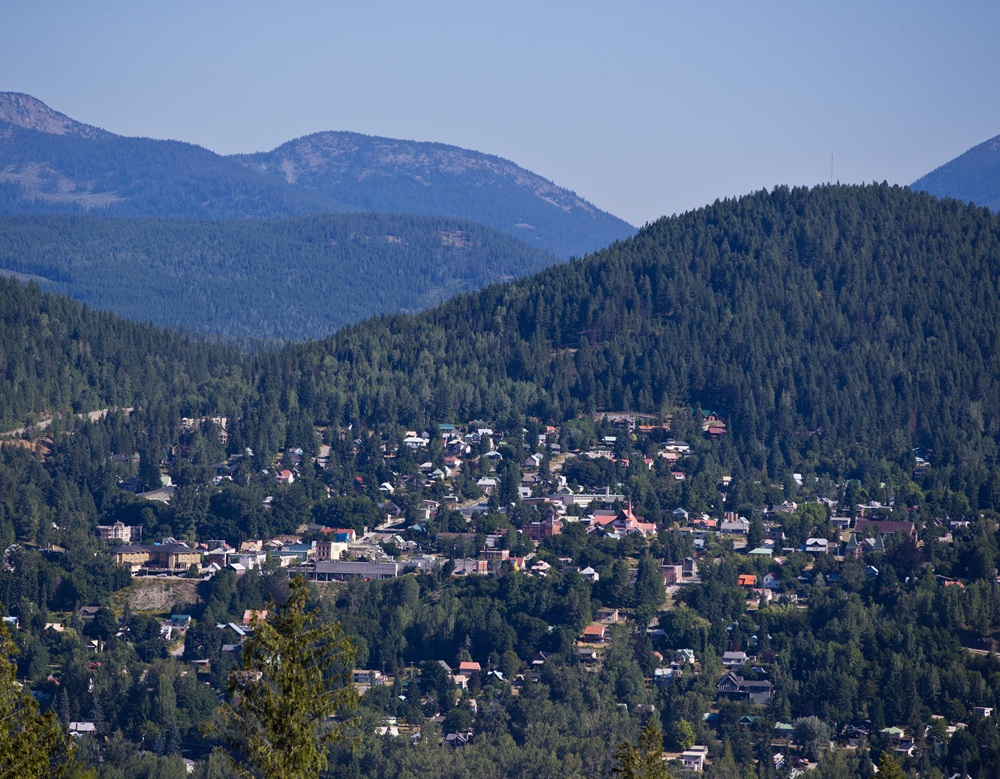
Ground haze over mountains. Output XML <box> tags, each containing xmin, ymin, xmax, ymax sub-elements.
<box><xmin>0</xmin><ymin>92</ymin><xmax>634</xmax><ymax>259</ymax></box>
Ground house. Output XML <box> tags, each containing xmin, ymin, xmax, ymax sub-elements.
<box><xmin>855</xmin><ymin>518</ymin><xmax>917</xmax><ymax>543</ymax></box>
<box><xmin>737</xmin><ymin>574</ymin><xmax>757</xmax><ymax>589</ymax></box>
<box><xmin>524</xmin><ymin>453</ymin><xmax>544</xmax><ymax>470</ymax></box>
<box><xmin>681</xmin><ymin>746</ymin><xmax>708</xmax><ymax>772</ymax></box>
<box><xmin>672</xmin><ymin>649</ymin><xmax>697</xmax><ymax>669</ymax></box>
<box><xmin>576</xmin><ymin>646</ymin><xmax>599</xmax><ymax>665</ymax></box>
<box><xmin>69</xmin><ymin>722</ymin><xmax>96</xmax><ymax>737</ymax></box>
<box><xmin>316</xmin><ymin>538</ymin><xmax>349</xmax><ymax>562</ymax></box>
<box><xmin>242</xmin><ymin>609</ymin><xmax>268</xmax><ymax>627</ymax></box>
<box><xmin>529</xmin><ymin>560</ymin><xmax>552</xmax><ymax>576</ymax></box>
<box><xmin>762</xmin><ymin>573</ymin><xmax>782</xmax><ymax>590</ymax></box>
<box><xmin>596</xmin><ymin>608</ymin><xmax>620</xmax><ymax>624</ymax></box>
<box><xmin>716</xmin><ymin>672</ymin><xmax>775</xmax><ymax>704</ymax></box>
<box><xmin>477</xmin><ymin>477</ymin><xmax>498</xmax><ymax>493</ymax></box>
<box><xmin>528</xmin><ymin>652</ymin><xmax>548</xmax><ymax>682</ymax></box>
<box><xmin>720</xmin><ymin>516</ymin><xmax>750</xmax><ymax>534</ymax></box>
<box><xmin>458</xmin><ymin>661</ymin><xmax>481</xmax><ymax>676</ymax></box>
<box><xmin>443</xmin><ymin>731</ymin><xmax>473</xmax><ymax>748</ymax></box>
<box><xmin>352</xmin><ymin>669</ymin><xmax>385</xmax><ymax>686</ymax></box>
<box><xmin>403</xmin><ymin>435</ymin><xmax>430</xmax><ymax>449</ymax></box>
<box><xmin>607</xmin><ymin>503</ymin><xmax>657</xmax><ymax>537</ymax></box>
<box><xmin>579</xmin><ymin>566</ymin><xmax>600</xmax><ymax>583</ymax></box>
<box><xmin>804</xmin><ymin>537</ymin><xmax>829</xmax><ymax>554</ymax></box>
<box><xmin>721</xmin><ymin>651</ymin><xmax>748</xmax><ymax>669</ymax></box>
<box><xmin>582</xmin><ymin>624</ymin><xmax>607</xmax><ymax>642</ymax></box>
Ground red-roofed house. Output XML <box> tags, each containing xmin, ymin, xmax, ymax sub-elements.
<box><xmin>582</xmin><ymin>624</ymin><xmax>607</xmax><ymax>642</ymax></box>
<box><xmin>609</xmin><ymin>503</ymin><xmax>657</xmax><ymax>537</ymax></box>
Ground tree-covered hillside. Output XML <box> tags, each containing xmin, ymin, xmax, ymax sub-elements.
<box><xmin>0</xmin><ymin>277</ymin><xmax>247</xmax><ymax>429</ymax></box>
<box><xmin>235</xmin><ymin>131</ymin><xmax>636</xmax><ymax>259</ymax></box>
<box><xmin>0</xmin><ymin>213</ymin><xmax>558</xmax><ymax>341</ymax></box>
<box><xmin>912</xmin><ymin>133</ymin><xmax>1000</xmax><ymax>211</ymax></box>
<box><xmin>273</xmin><ymin>184</ymin><xmax>1000</xmax><ymax>487</ymax></box>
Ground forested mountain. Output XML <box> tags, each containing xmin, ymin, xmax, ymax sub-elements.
<box><xmin>6</xmin><ymin>183</ymin><xmax>1000</xmax><ymax>493</ymax></box>
<box><xmin>0</xmin><ymin>93</ymin><xmax>634</xmax><ymax>258</ymax></box>
<box><xmin>0</xmin><ymin>276</ymin><xmax>247</xmax><ymax>429</ymax></box>
<box><xmin>235</xmin><ymin>132</ymin><xmax>636</xmax><ymax>258</ymax></box>
<box><xmin>911</xmin><ymin>132</ymin><xmax>1000</xmax><ymax>211</ymax></box>
<box><xmin>273</xmin><ymin>184</ymin><xmax>1000</xmax><ymax>490</ymax></box>
<box><xmin>0</xmin><ymin>212</ymin><xmax>557</xmax><ymax>341</ymax></box>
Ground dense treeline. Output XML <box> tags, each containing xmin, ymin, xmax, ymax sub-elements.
<box><xmin>0</xmin><ymin>277</ymin><xmax>248</xmax><ymax>429</ymax></box>
<box><xmin>0</xmin><ymin>213</ymin><xmax>558</xmax><ymax>341</ymax></box>
<box><xmin>272</xmin><ymin>184</ymin><xmax>1000</xmax><ymax>488</ymax></box>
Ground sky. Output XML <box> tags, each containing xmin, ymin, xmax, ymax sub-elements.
<box><xmin>3</xmin><ymin>1</ymin><xmax>1000</xmax><ymax>227</ymax></box>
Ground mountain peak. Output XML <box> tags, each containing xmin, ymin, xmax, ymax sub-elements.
<box><xmin>0</xmin><ymin>92</ymin><xmax>111</xmax><ymax>139</ymax></box>
<box><xmin>911</xmin><ymin>131</ymin><xmax>1000</xmax><ymax>212</ymax></box>
<box><xmin>237</xmin><ymin>131</ymin><xmax>636</xmax><ymax>258</ymax></box>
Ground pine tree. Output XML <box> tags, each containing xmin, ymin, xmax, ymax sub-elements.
<box><xmin>0</xmin><ymin>626</ymin><xmax>78</xmax><ymax>778</ymax></box>
<box><xmin>613</xmin><ymin>719</ymin><xmax>671</xmax><ymax>779</ymax></box>
<box><xmin>212</xmin><ymin>576</ymin><xmax>358</xmax><ymax>779</ymax></box>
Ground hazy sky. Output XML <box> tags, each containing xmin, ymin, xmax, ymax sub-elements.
<box><xmin>3</xmin><ymin>1</ymin><xmax>999</xmax><ymax>226</ymax></box>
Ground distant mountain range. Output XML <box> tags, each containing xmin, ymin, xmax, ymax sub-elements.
<box><xmin>911</xmin><ymin>132</ymin><xmax>1000</xmax><ymax>211</ymax></box>
<box><xmin>234</xmin><ymin>132</ymin><xmax>634</xmax><ymax>259</ymax></box>
<box><xmin>0</xmin><ymin>92</ymin><xmax>634</xmax><ymax>258</ymax></box>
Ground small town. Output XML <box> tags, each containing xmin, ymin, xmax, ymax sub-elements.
<box><xmin>7</xmin><ymin>408</ymin><xmax>966</xmax><ymax>777</ymax></box>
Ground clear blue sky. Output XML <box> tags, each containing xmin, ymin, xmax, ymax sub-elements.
<box><xmin>3</xmin><ymin>1</ymin><xmax>999</xmax><ymax>226</ymax></box>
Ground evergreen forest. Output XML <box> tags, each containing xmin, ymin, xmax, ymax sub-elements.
<box><xmin>0</xmin><ymin>213</ymin><xmax>559</xmax><ymax>342</ymax></box>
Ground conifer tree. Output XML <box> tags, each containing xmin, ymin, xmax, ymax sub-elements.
<box><xmin>212</xmin><ymin>576</ymin><xmax>358</xmax><ymax>779</ymax></box>
<box><xmin>613</xmin><ymin>718</ymin><xmax>671</xmax><ymax>779</ymax></box>
<box><xmin>0</xmin><ymin>625</ymin><xmax>78</xmax><ymax>778</ymax></box>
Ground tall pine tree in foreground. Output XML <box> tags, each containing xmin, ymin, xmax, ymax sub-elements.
<box><xmin>212</xmin><ymin>576</ymin><xmax>358</xmax><ymax>779</ymax></box>
<box><xmin>0</xmin><ymin>625</ymin><xmax>80</xmax><ymax>778</ymax></box>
